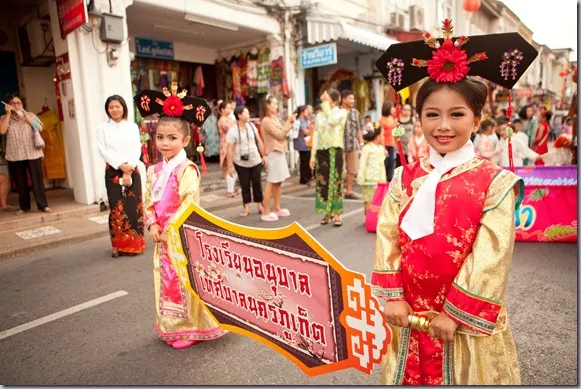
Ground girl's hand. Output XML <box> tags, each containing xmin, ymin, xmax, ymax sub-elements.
<box><xmin>383</xmin><ymin>300</ymin><xmax>413</xmax><ymax>327</ymax></box>
<box><xmin>262</xmin><ymin>156</ymin><xmax>267</xmax><ymax>168</ymax></box>
<box><xmin>4</xmin><ymin>104</ymin><xmax>13</xmax><ymax>114</ymax></box>
<box><xmin>309</xmin><ymin>160</ymin><xmax>316</xmax><ymax>170</ymax></box>
<box><xmin>429</xmin><ymin>312</ymin><xmax>459</xmax><ymax>342</ymax></box>
<box><xmin>228</xmin><ymin>165</ymin><xmax>236</xmax><ymax>177</ymax></box>
<box><xmin>149</xmin><ymin>224</ymin><xmax>162</xmax><ymax>243</ymax></box>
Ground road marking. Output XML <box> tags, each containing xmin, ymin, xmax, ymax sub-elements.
<box><xmin>0</xmin><ymin>291</ymin><xmax>128</xmax><ymax>341</ymax></box>
<box><xmin>88</xmin><ymin>214</ymin><xmax>109</xmax><ymax>224</ymax></box>
<box><xmin>305</xmin><ymin>207</ymin><xmax>364</xmax><ymax>231</ymax></box>
<box><xmin>283</xmin><ymin>195</ymin><xmax>362</xmax><ymax>203</ymax></box>
<box><xmin>202</xmin><ymin>194</ymin><xmax>224</xmax><ymax>202</ymax></box>
<box><xmin>15</xmin><ymin>226</ymin><xmax>62</xmax><ymax>240</ymax></box>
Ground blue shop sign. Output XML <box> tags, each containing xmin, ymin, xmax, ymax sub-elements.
<box><xmin>300</xmin><ymin>43</ymin><xmax>337</xmax><ymax>69</ymax></box>
<box><xmin>135</xmin><ymin>38</ymin><xmax>174</xmax><ymax>60</ymax></box>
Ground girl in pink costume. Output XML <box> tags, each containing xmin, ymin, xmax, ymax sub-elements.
<box><xmin>136</xmin><ymin>83</ymin><xmax>226</xmax><ymax>349</ymax></box>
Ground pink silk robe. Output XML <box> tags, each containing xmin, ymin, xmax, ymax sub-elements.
<box><xmin>145</xmin><ymin>160</ymin><xmax>226</xmax><ymax>342</ymax></box>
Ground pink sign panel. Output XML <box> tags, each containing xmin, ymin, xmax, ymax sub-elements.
<box><xmin>514</xmin><ymin>166</ymin><xmax>577</xmax><ymax>242</ymax></box>
<box><xmin>183</xmin><ymin>226</ymin><xmax>339</xmax><ymax>362</ymax></box>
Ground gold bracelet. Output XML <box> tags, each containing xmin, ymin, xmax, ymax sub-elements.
<box><xmin>408</xmin><ymin>314</ymin><xmax>431</xmax><ymax>332</ymax></box>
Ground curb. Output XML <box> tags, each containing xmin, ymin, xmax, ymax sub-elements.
<box><xmin>0</xmin><ymin>181</ymin><xmax>309</xmax><ymax>260</ymax></box>
<box><xmin>0</xmin><ymin>228</ymin><xmax>109</xmax><ymax>261</ymax></box>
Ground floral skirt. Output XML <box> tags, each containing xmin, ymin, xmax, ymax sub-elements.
<box><xmin>105</xmin><ymin>164</ymin><xmax>146</xmax><ymax>255</ymax></box>
<box><xmin>315</xmin><ymin>147</ymin><xmax>344</xmax><ymax>215</ymax></box>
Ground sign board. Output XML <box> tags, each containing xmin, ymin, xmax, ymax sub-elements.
<box><xmin>167</xmin><ymin>203</ymin><xmax>391</xmax><ymax>376</ymax></box>
<box><xmin>135</xmin><ymin>38</ymin><xmax>174</xmax><ymax>60</ymax></box>
<box><xmin>300</xmin><ymin>43</ymin><xmax>338</xmax><ymax>69</ymax></box>
<box><xmin>514</xmin><ymin>166</ymin><xmax>577</xmax><ymax>243</ymax></box>
<box><xmin>56</xmin><ymin>0</ymin><xmax>88</xmax><ymax>39</ymax></box>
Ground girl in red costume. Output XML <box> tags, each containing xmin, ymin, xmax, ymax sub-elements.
<box><xmin>372</xmin><ymin>20</ymin><xmax>538</xmax><ymax>385</ymax></box>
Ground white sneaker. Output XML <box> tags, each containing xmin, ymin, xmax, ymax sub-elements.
<box><xmin>261</xmin><ymin>212</ymin><xmax>279</xmax><ymax>222</ymax></box>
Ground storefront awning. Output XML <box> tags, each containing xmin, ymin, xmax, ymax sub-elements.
<box><xmin>306</xmin><ymin>17</ymin><xmax>398</xmax><ymax>51</ymax></box>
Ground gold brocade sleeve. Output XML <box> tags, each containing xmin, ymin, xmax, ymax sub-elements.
<box><xmin>144</xmin><ymin>165</ymin><xmax>157</xmax><ymax>230</ymax></box>
<box><xmin>371</xmin><ymin>166</ymin><xmax>405</xmax><ymax>301</ymax></box>
<box><xmin>444</xmin><ymin>171</ymin><xmax>523</xmax><ymax>335</ymax></box>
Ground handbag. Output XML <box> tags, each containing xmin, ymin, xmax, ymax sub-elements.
<box><xmin>33</xmin><ymin>128</ymin><xmax>45</xmax><ymax>149</ymax></box>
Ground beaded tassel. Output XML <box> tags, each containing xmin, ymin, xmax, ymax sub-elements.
<box><xmin>392</xmin><ymin>93</ymin><xmax>408</xmax><ymax>168</ymax></box>
<box><xmin>506</xmin><ymin>91</ymin><xmax>515</xmax><ymax>173</ymax></box>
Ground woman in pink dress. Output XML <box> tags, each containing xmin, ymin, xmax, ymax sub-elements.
<box><xmin>217</xmin><ymin>101</ymin><xmax>237</xmax><ymax>197</ymax></box>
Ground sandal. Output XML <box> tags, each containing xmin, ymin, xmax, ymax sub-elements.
<box><xmin>320</xmin><ymin>215</ymin><xmax>333</xmax><ymax>225</ymax></box>
<box><xmin>334</xmin><ymin>217</ymin><xmax>343</xmax><ymax>227</ymax></box>
<box><xmin>240</xmin><ymin>209</ymin><xmax>250</xmax><ymax>217</ymax></box>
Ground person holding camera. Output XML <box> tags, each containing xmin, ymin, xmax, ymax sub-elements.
<box><xmin>260</xmin><ymin>95</ymin><xmax>296</xmax><ymax>222</ymax></box>
<box><xmin>227</xmin><ymin>106</ymin><xmax>266</xmax><ymax>217</ymax></box>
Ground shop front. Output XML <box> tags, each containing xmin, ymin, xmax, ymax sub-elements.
<box><xmin>296</xmin><ymin>16</ymin><xmax>399</xmax><ymax>121</ymax></box>
<box><xmin>0</xmin><ymin>0</ymin><xmax>73</xmax><ymax>202</ymax></box>
<box><xmin>126</xmin><ymin>0</ymin><xmax>290</xmax><ymax>167</ymax></box>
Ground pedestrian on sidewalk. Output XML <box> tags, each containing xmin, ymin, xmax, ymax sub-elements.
<box><xmin>396</xmin><ymin>104</ymin><xmax>415</xmax><ymax>168</ymax></box>
<box><xmin>0</xmin><ymin>134</ymin><xmax>18</xmax><ymax>211</ymax></box>
<box><xmin>519</xmin><ymin>104</ymin><xmax>538</xmax><ymax>147</ymax></box>
<box><xmin>294</xmin><ymin>105</ymin><xmax>314</xmax><ymax>185</ymax></box>
<box><xmin>357</xmin><ymin>127</ymin><xmax>386</xmax><ymax>216</ymax></box>
<box><xmin>0</xmin><ymin>93</ymin><xmax>51</xmax><ymax>215</ymax></box>
<box><xmin>260</xmin><ymin>95</ymin><xmax>295</xmax><ymax>222</ymax></box>
<box><xmin>407</xmin><ymin>121</ymin><xmax>429</xmax><ymax>164</ymax></box>
<box><xmin>310</xmin><ymin>89</ymin><xmax>348</xmax><ymax>227</ymax></box>
<box><xmin>136</xmin><ymin>87</ymin><xmax>226</xmax><ymax>350</ymax></box>
<box><xmin>97</xmin><ymin>95</ymin><xmax>145</xmax><ymax>258</ymax></box>
<box><xmin>341</xmin><ymin>89</ymin><xmax>363</xmax><ymax>200</ymax></box>
<box><xmin>474</xmin><ymin>119</ymin><xmax>501</xmax><ymax>163</ymax></box>
<box><xmin>218</xmin><ymin>101</ymin><xmax>238</xmax><ymax>198</ymax></box>
<box><xmin>227</xmin><ymin>106</ymin><xmax>266</xmax><ymax>217</ymax></box>
<box><xmin>532</xmin><ymin>110</ymin><xmax>551</xmax><ymax>166</ymax></box>
<box><xmin>372</xmin><ymin>25</ymin><xmax>535</xmax><ymax>384</ymax></box>
<box><xmin>379</xmin><ymin>102</ymin><xmax>397</xmax><ymax>182</ymax></box>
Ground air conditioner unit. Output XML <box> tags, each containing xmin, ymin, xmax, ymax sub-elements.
<box><xmin>389</xmin><ymin>11</ymin><xmax>407</xmax><ymax>30</ymax></box>
<box><xmin>409</xmin><ymin>5</ymin><xmax>424</xmax><ymax>30</ymax></box>
<box><xmin>18</xmin><ymin>18</ymin><xmax>55</xmax><ymax>67</ymax></box>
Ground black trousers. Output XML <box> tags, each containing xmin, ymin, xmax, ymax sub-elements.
<box><xmin>298</xmin><ymin>150</ymin><xmax>313</xmax><ymax>184</ymax></box>
<box><xmin>384</xmin><ymin>146</ymin><xmax>396</xmax><ymax>182</ymax></box>
<box><xmin>8</xmin><ymin>158</ymin><xmax>49</xmax><ymax>211</ymax></box>
<box><xmin>234</xmin><ymin>163</ymin><xmax>264</xmax><ymax>205</ymax></box>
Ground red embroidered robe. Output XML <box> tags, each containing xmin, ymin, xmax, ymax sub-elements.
<box><xmin>372</xmin><ymin>157</ymin><xmax>523</xmax><ymax>385</ymax></box>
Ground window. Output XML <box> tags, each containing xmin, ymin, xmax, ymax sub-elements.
<box><xmin>437</xmin><ymin>0</ymin><xmax>453</xmax><ymax>24</ymax></box>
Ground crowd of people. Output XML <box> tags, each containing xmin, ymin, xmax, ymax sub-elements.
<box><xmin>472</xmin><ymin>102</ymin><xmax>574</xmax><ymax>167</ymax></box>
<box><xmin>209</xmin><ymin>87</ymin><xmax>578</xmax><ymax>225</ymax></box>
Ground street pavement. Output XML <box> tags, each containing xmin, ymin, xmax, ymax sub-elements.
<box><xmin>0</xmin><ymin>187</ymin><xmax>577</xmax><ymax>385</ymax></box>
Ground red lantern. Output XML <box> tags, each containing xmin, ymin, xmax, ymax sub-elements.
<box><xmin>463</xmin><ymin>0</ymin><xmax>481</xmax><ymax>13</ymax></box>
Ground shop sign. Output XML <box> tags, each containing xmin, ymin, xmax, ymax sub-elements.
<box><xmin>300</xmin><ymin>43</ymin><xmax>338</xmax><ymax>69</ymax></box>
<box><xmin>57</xmin><ymin>0</ymin><xmax>88</xmax><ymax>39</ymax></box>
<box><xmin>135</xmin><ymin>38</ymin><xmax>174</xmax><ymax>60</ymax></box>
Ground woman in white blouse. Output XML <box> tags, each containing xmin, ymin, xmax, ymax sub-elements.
<box><xmin>97</xmin><ymin>95</ymin><xmax>145</xmax><ymax>258</ymax></box>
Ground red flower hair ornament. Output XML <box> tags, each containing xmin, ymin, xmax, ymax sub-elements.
<box><xmin>412</xmin><ymin>19</ymin><xmax>487</xmax><ymax>83</ymax></box>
